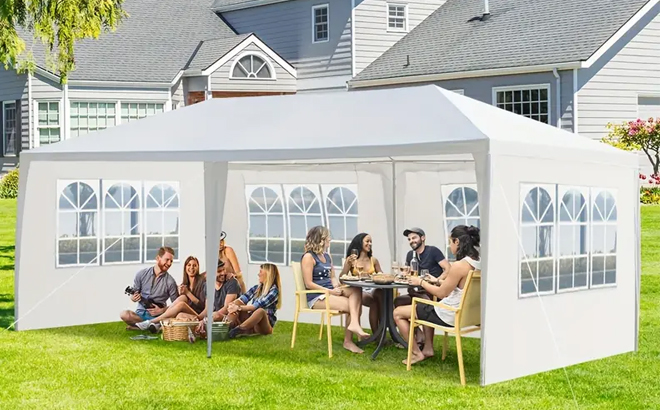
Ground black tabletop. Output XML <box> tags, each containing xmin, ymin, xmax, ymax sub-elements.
<box><xmin>340</xmin><ymin>279</ymin><xmax>410</xmax><ymax>289</ymax></box>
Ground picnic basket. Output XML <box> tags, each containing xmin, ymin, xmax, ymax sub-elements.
<box><xmin>161</xmin><ymin>319</ymin><xmax>200</xmax><ymax>342</ymax></box>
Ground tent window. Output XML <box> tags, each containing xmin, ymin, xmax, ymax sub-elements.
<box><xmin>520</xmin><ymin>185</ymin><xmax>555</xmax><ymax>296</ymax></box>
<box><xmin>494</xmin><ymin>85</ymin><xmax>550</xmax><ymax>124</ymax></box>
<box><xmin>144</xmin><ymin>182</ymin><xmax>180</xmax><ymax>261</ymax></box>
<box><xmin>70</xmin><ymin>102</ymin><xmax>117</xmax><ymax>137</ymax></box>
<box><xmin>557</xmin><ymin>187</ymin><xmax>589</xmax><ymax>291</ymax></box>
<box><xmin>323</xmin><ymin>186</ymin><xmax>358</xmax><ymax>266</ymax></box>
<box><xmin>286</xmin><ymin>186</ymin><xmax>324</xmax><ymax>263</ymax></box>
<box><xmin>231</xmin><ymin>54</ymin><xmax>273</xmax><ymax>79</ymax></box>
<box><xmin>591</xmin><ymin>190</ymin><xmax>617</xmax><ymax>287</ymax></box>
<box><xmin>120</xmin><ymin>103</ymin><xmax>164</xmax><ymax>124</ymax></box>
<box><xmin>103</xmin><ymin>182</ymin><xmax>142</xmax><ymax>264</ymax></box>
<box><xmin>247</xmin><ymin>186</ymin><xmax>286</xmax><ymax>264</ymax></box>
<box><xmin>57</xmin><ymin>181</ymin><xmax>99</xmax><ymax>267</ymax></box>
<box><xmin>441</xmin><ymin>185</ymin><xmax>480</xmax><ymax>261</ymax></box>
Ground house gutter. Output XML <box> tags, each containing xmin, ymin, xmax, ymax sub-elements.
<box><xmin>552</xmin><ymin>68</ymin><xmax>561</xmax><ymax>129</ymax></box>
<box><xmin>573</xmin><ymin>68</ymin><xmax>579</xmax><ymax>134</ymax></box>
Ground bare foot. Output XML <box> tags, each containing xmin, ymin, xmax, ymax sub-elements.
<box><xmin>343</xmin><ymin>341</ymin><xmax>364</xmax><ymax>354</ymax></box>
<box><xmin>347</xmin><ymin>323</ymin><xmax>369</xmax><ymax>338</ymax></box>
<box><xmin>421</xmin><ymin>349</ymin><xmax>435</xmax><ymax>358</ymax></box>
<box><xmin>402</xmin><ymin>352</ymin><xmax>426</xmax><ymax>365</ymax></box>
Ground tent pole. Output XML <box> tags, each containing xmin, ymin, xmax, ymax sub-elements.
<box><xmin>391</xmin><ymin>160</ymin><xmax>398</xmax><ymax>262</ymax></box>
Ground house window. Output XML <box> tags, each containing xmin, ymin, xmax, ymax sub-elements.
<box><xmin>323</xmin><ymin>185</ymin><xmax>358</xmax><ymax>266</ymax></box>
<box><xmin>70</xmin><ymin>102</ymin><xmax>117</xmax><ymax>137</ymax></box>
<box><xmin>247</xmin><ymin>186</ymin><xmax>286</xmax><ymax>264</ymax></box>
<box><xmin>591</xmin><ymin>190</ymin><xmax>617</xmax><ymax>287</ymax></box>
<box><xmin>231</xmin><ymin>54</ymin><xmax>273</xmax><ymax>79</ymax></box>
<box><xmin>312</xmin><ymin>5</ymin><xmax>329</xmax><ymax>43</ymax></box>
<box><xmin>57</xmin><ymin>181</ymin><xmax>99</xmax><ymax>266</ymax></box>
<box><xmin>286</xmin><ymin>185</ymin><xmax>324</xmax><ymax>263</ymax></box>
<box><xmin>441</xmin><ymin>185</ymin><xmax>480</xmax><ymax>261</ymax></box>
<box><xmin>520</xmin><ymin>185</ymin><xmax>555</xmax><ymax>296</ymax></box>
<box><xmin>557</xmin><ymin>187</ymin><xmax>589</xmax><ymax>291</ymax></box>
<box><xmin>144</xmin><ymin>182</ymin><xmax>180</xmax><ymax>261</ymax></box>
<box><xmin>2</xmin><ymin>101</ymin><xmax>17</xmax><ymax>156</ymax></box>
<box><xmin>103</xmin><ymin>182</ymin><xmax>141</xmax><ymax>264</ymax></box>
<box><xmin>495</xmin><ymin>85</ymin><xmax>549</xmax><ymax>124</ymax></box>
<box><xmin>120</xmin><ymin>103</ymin><xmax>164</xmax><ymax>123</ymax></box>
<box><xmin>387</xmin><ymin>4</ymin><xmax>407</xmax><ymax>31</ymax></box>
<box><xmin>37</xmin><ymin>101</ymin><xmax>61</xmax><ymax>145</ymax></box>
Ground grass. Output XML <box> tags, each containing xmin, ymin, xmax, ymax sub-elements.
<box><xmin>0</xmin><ymin>200</ymin><xmax>659</xmax><ymax>409</ymax></box>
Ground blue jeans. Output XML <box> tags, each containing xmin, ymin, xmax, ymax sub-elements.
<box><xmin>136</xmin><ymin>308</ymin><xmax>156</xmax><ymax>321</ymax></box>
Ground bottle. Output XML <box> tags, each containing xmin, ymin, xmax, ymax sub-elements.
<box><xmin>410</xmin><ymin>253</ymin><xmax>419</xmax><ymax>277</ymax></box>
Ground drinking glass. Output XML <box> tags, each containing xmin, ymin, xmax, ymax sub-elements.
<box><xmin>391</xmin><ymin>261</ymin><xmax>399</xmax><ymax>274</ymax></box>
<box><xmin>421</xmin><ymin>269</ymin><xmax>429</xmax><ymax>279</ymax></box>
<box><xmin>356</xmin><ymin>265</ymin><xmax>365</xmax><ymax>280</ymax></box>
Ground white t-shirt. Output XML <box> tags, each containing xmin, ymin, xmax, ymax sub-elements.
<box><xmin>434</xmin><ymin>256</ymin><xmax>480</xmax><ymax>326</ymax></box>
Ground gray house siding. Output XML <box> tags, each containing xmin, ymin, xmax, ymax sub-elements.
<box><xmin>67</xmin><ymin>86</ymin><xmax>170</xmax><ymax>102</ymax></box>
<box><xmin>0</xmin><ymin>68</ymin><xmax>29</xmax><ymax>171</ymax></box>
<box><xmin>210</xmin><ymin>43</ymin><xmax>296</xmax><ymax>92</ymax></box>
<box><xmin>31</xmin><ymin>74</ymin><xmax>63</xmax><ymax>100</ymax></box>
<box><xmin>222</xmin><ymin>0</ymin><xmax>352</xmax><ymax>89</ymax></box>
<box><xmin>577</xmin><ymin>5</ymin><xmax>660</xmax><ymax>140</ymax></box>
<box><xmin>171</xmin><ymin>79</ymin><xmax>185</xmax><ymax>109</ymax></box>
<box><xmin>353</xmin><ymin>0</ymin><xmax>446</xmax><ymax>75</ymax></box>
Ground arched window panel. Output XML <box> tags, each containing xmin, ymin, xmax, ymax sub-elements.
<box><xmin>591</xmin><ymin>188</ymin><xmax>617</xmax><ymax>287</ymax></box>
<box><xmin>285</xmin><ymin>185</ymin><xmax>324</xmax><ymax>264</ymax></box>
<box><xmin>519</xmin><ymin>184</ymin><xmax>555</xmax><ymax>296</ymax></box>
<box><xmin>231</xmin><ymin>53</ymin><xmax>275</xmax><ymax>79</ymax></box>
<box><xmin>246</xmin><ymin>185</ymin><xmax>286</xmax><ymax>265</ymax></box>
<box><xmin>144</xmin><ymin>182</ymin><xmax>180</xmax><ymax>262</ymax></box>
<box><xmin>103</xmin><ymin>181</ymin><xmax>142</xmax><ymax>264</ymax></box>
<box><xmin>321</xmin><ymin>185</ymin><xmax>358</xmax><ymax>267</ymax></box>
<box><xmin>57</xmin><ymin>180</ymin><xmax>100</xmax><ymax>267</ymax></box>
<box><xmin>441</xmin><ymin>184</ymin><xmax>480</xmax><ymax>261</ymax></box>
<box><xmin>557</xmin><ymin>186</ymin><xmax>589</xmax><ymax>292</ymax></box>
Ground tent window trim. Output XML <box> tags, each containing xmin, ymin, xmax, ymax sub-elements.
<box><xmin>440</xmin><ymin>184</ymin><xmax>480</xmax><ymax>261</ymax></box>
<box><xmin>144</xmin><ymin>182</ymin><xmax>180</xmax><ymax>263</ymax></box>
<box><xmin>56</xmin><ymin>180</ymin><xmax>101</xmax><ymax>268</ymax></box>
<box><xmin>590</xmin><ymin>189</ymin><xmax>617</xmax><ymax>289</ymax></box>
<box><xmin>102</xmin><ymin>181</ymin><xmax>143</xmax><ymax>265</ymax></box>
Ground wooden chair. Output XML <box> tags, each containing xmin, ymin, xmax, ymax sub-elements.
<box><xmin>290</xmin><ymin>261</ymin><xmax>344</xmax><ymax>358</ymax></box>
<box><xmin>406</xmin><ymin>270</ymin><xmax>481</xmax><ymax>386</ymax></box>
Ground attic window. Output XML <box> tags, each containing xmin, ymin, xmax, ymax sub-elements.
<box><xmin>231</xmin><ymin>54</ymin><xmax>274</xmax><ymax>79</ymax></box>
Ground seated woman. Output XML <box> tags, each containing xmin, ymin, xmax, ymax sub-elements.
<box><xmin>219</xmin><ymin>231</ymin><xmax>247</xmax><ymax>294</ymax></box>
<box><xmin>341</xmin><ymin>233</ymin><xmax>384</xmax><ymax>333</ymax></box>
<box><xmin>303</xmin><ymin>226</ymin><xmax>369</xmax><ymax>354</ymax></box>
<box><xmin>217</xmin><ymin>263</ymin><xmax>282</xmax><ymax>339</ymax></box>
<box><xmin>394</xmin><ymin>225</ymin><xmax>480</xmax><ymax>365</ymax></box>
<box><xmin>135</xmin><ymin>255</ymin><xmax>206</xmax><ymax>332</ymax></box>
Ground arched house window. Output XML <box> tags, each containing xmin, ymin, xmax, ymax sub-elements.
<box><xmin>103</xmin><ymin>182</ymin><xmax>141</xmax><ymax>264</ymax></box>
<box><xmin>520</xmin><ymin>185</ymin><xmax>555</xmax><ymax>296</ymax></box>
<box><xmin>230</xmin><ymin>52</ymin><xmax>275</xmax><ymax>79</ymax></box>
<box><xmin>591</xmin><ymin>189</ymin><xmax>617</xmax><ymax>287</ymax></box>
<box><xmin>247</xmin><ymin>186</ymin><xmax>286</xmax><ymax>264</ymax></box>
<box><xmin>286</xmin><ymin>185</ymin><xmax>324</xmax><ymax>264</ymax></box>
<box><xmin>57</xmin><ymin>181</ymin><xmax>100</xmax><ymax>266</ymax></box>
<box><xmin>323</xmin><ymin>185</ymin><xmax>358</xmax><ymax>267</ymax></box>
<box><xmin>441</xmin><ymin>185</ymin><xmax>480</xmax><ymax>261</ymax></box>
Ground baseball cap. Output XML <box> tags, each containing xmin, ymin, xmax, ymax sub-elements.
<box><xmin>403</xmin><ymin>227</ymin><xmax>425</xmax><ymax>237</ymax></box>
<box><xmin>217</xmin><ymin>259</ymin><xmax>225</xmax><ymax>268</ymax></box>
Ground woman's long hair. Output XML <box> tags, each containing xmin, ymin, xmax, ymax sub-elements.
<box><xmin>304</xmin><ymin>226</ymin><xmax>331</xmax><ymax>255</ymax></box>
<box><xmin>257</xmin><ymin>263</ymin><xmax>282</xmax><ymax>309</ymax></box>
<box><xmin>182</xmin><ymin>256</ymin><xmax>204</xmax><ymax>294</ymax></box>
<box><xmin>450</xmin><ymin>225</ymin><xmax>480</xmax><ymax>261</ymax></box>
<box><xmin>346</xmin><ymin>233</ymin><xmax>372</xmax><ymax>258</ymax></box>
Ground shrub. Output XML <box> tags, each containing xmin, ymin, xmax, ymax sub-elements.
<box><xmin>641</xmin><ymin>187</ymin><xmax>660</xmax><ymax>205</ymax></box>
<box><xmin>0</xmin><ymin>168</ymin><xmax>19</xmax><ymax>199</ymax></box>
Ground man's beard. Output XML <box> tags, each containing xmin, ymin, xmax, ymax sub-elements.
<box><xmin>409</xmin><ymin>242</ymin><xmax>420</xmax><ymax>251</ymax></box>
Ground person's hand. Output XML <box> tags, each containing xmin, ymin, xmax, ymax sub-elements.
<box><xmin>226</xmin><ymin>271</ymin><xmax>236</xmax><ymax>281</ymax></box>
<box><xmin>227</xmin><ymin>304</ymin><xmax>240</xmax><ymax>314</ymax></box>
<box><xmin>178</xmin><ymin>284</ymin><xmax>186</xmax><ymax>295</ymax></box>
<box><xmin>130</xmin><ymin>292</ymin><xmax>141</xmax><ymax>303</ymax></box>
<box><xmin>147</xmin><ymin>306</ymin><xmax>165</xmax><ymax>316</ymax></box>
<box><xmin>330</xmin><ymin>288</ymin><xmax>343</xmax><ymax>297</ymax></box>
<box><xmin>347</xmin><ymin>254</ymin><xmax>358</xmax><ymax>266</ymax></box>
<box><xmin>408</xmin><ymin>276</ymin><xmax>422</xmax><ymax>287</ymax></box>
<box><xmin>423</xmin><ymin>274</ymin><xmax>438</xmax><ymax>284</ymax></box>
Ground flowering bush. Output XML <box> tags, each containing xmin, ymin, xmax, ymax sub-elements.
<box><xmin>0</xmin><ymin>168</ymin><xmax>19</xmax><ymax>199</ymax></box>
<box><xmin>604</xmin><ymin>118</ymin><xmax>660</xmax><ymax>175</ymax></box>
<box><xmin>641</xmin><ymin>187</ymin><xmax>660</xmax><ymax>204</ymax></box>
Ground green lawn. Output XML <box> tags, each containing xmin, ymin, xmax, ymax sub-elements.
<box><xmin>0</xmin><ymin>200</ymin><xmax>659</xmax><ymax>409</ymax></box>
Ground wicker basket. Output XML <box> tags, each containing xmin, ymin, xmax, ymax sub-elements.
<box><xmin>373</xmin><ymin>273</ymin><xmax>395</xmax><ymax>284</ymax></box>
<box><xmin>162</xmin><ymin>319</ymin><xmax>200</xmax><ymax>342</ymax></box>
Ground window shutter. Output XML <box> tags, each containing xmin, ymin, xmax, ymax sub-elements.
<box><xmin>15</xmin><ymin>99</ymin><xmax>22</xmax><ymax>156</ymax></box>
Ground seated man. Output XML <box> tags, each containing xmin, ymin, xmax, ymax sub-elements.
<box><xmin>195</xmin><ymin>259</ymin><xmax>241</xmax><ymax>334</ymax></box>
<box><xmin>120</xmin><ymin>247</ymin><xmax>179</xmax><ymax>329</ymax></box>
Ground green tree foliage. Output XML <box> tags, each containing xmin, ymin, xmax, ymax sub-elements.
<box><xmin>0</xmin><ymin>168</ymin><xmax>19</xmax><ymax>199</ymax></box>
<box><xmin>0</xmin><ymin>0</ymin><xmax>126</xmax><ymax>83</ymax></box>
<box><xmin>603</xmin><ymin>118</ymin><xmax>660</xmax><ymax>175</ymax></box>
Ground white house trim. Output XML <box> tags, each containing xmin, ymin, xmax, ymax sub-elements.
<box><xmin>63</xmin><ymin>83</ymin><xmax>70</xmax><ymax>140</ymax></box>
<box><xmin>348</xmin><ymin>61</ymin><xmax>582</xmax><ymax>89</ymax></box>
<box><xmin>1</xmin><ymin>101</ymin><xmax>17</xmax><ymax>157</ymax></box>
<box><xmin>35</xmin><ymin>67</ymin><xmax>60</xmax><ymax>83</ymax></box>
<box><xmin>27</xmin><ymin>74</ymin><xmax>33</xmax><ymax>149</ymax></box>
<box><xmin>573</xmin><ymin>68</ymin><xmax>579</xmax><ymax>134</ymax></box>
<box><xmin>171</xmin><ymin>70</ymin><xmax>184</xmax><ymax>86</ymax></box>
<box><xmin>351</xmin><ymin>0</ymin><xmax>356</xmax><ymax>77</ymax></box>
<box><xmin>201</xmin><ymin>34</ymin><xmax>297</xmax><ymax>78</ymax></box>
<box><xmin>491</xmin><ymin>83</ymin><xmax>552</xmax><ymax>126</ymax></box>
<box><xmin>229</xmin><ymin>51</ymin><xmax>278</xmax><ymax>80</ymax></box>
<box><xmin>212</xmin><ymin>0</ymin><xmax>289</xmax><ymax>12</ymax></box>
<box><xmin>385</xmin><ymin>3</ymin><xmax>409</xmax><ymax>33</ymax></box>
<box><xmin>583</xmin><ymin>0</ymin><xmax>660</xmax><ymax>68</ymax></box>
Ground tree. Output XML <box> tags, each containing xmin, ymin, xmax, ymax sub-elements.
<box><xmin>0</xmin><ymin>0</ymin><xmax>126</xmax><ymax>84</ymax></box>
<box><xmin>603</xmin><ymin>118</ymin><xmax>660</xmax><ymax>175</ymax></box>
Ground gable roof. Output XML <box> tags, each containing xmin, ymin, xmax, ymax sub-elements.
<box><xmin>23</xmin><ymin>0</ymin><xmax>236</xmax><ymax>84</ymax></box>
<box><xmin>186</xmin><ymin>34</ymin><xmax>252</xmax><ymax>71</ymax></box>
<box><xmin>351</xmin><ymin>0</ymin><xmax>655</xmax><ymax>85</ymax></box>
<box><xmin>211</xmin><ymin>0</ymin><xmax>291</xmax><ymax>12</ymax></box>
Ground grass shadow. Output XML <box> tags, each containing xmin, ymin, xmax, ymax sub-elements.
<box><xmin>0</xmin><ymin>306</ymin><xmax>15</xmax><ymax>329</ymax></box>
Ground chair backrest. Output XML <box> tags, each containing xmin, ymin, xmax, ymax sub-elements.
<box><xmin>291</xmin><ymin>262</ymin><xmax>307</xmax><ymax>306</ymax></box>
<box><xmin>457</xmin><ymin>270</ymin><xmax>481</xmax><ymax>328</ymax></box>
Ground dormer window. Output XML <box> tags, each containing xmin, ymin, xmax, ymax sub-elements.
<box><xmin>231</xmin><ymin>53</ymin><xmax>274</xmax><ymax>79</ymax></box>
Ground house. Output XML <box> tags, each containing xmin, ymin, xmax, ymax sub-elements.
<box><xmin>348</xmin><ymin>0</ymin><xmax>660</xmax><ymax>173</ymax></box>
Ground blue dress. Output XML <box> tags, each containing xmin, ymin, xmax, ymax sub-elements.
<box><xmin>305</xmin><ymin>252</ymin><xmax>333</xmax><ymax>308</ymax></box>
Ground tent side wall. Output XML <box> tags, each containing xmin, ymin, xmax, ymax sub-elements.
<box><xmin>482</xmin><ymin>147</ymin><xmax>638</xmax><ymax>385</ymax></box>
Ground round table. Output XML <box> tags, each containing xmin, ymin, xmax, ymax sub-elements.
<box><xmin>340</xmin><ymin>279</ymin><xmax>410</xmax><ymax>360</ymax></box>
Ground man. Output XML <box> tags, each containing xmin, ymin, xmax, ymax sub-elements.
<box><xmin>394</xmin><ymin>227</ymin><xmax>450</xmax><ymax>308</ymax></box>
<box><xmin>196</xmin><ymin>259</ymin><xmax>242</xmax><ymax>334</ymax></box>
<box><xmin>120</xmin><ymin>246</ymin><xmax>179</xmax><ymax>329</ymax></box>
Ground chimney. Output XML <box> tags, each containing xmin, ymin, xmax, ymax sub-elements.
<box><xmin>482</xmin><ymin>0</ymin><xmax>491</xmax><ymax>20</ymax></box>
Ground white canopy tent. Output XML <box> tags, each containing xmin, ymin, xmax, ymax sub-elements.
<box><xmin>15</xmin><ymin>85</ymin><xmax>640</xmax><ymax>386</ymax></box>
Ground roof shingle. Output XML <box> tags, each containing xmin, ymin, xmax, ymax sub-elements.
<box><xmin>186</xmin><ymin>34</ymin><xmax>252</xmax><ymax>70</ymax></box>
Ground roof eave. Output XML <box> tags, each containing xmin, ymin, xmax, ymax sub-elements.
<box><xmin>212</xmin><ymin>0</ymin><xmax>291</xmax><ymax>12</ymax></box>
<box><xmin>348</xmin><ymin>61</ymin><xmax>585</xmax><ymax>89</ymax></box>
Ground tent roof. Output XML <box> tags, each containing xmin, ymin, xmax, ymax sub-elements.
<box><xmin>24</xmin><ymin>85</ymin><xmax>636</xmax><ymax>166</ymax></box>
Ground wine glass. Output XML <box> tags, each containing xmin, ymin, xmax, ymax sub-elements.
<box><xmin>391</xmin><ymin>260</ymin><xmax>399</xmax><ymax>274</ymax></box>
<box><xmin>356</xmin><ymin>265</ymin><xmax>365</xmax><ymax>280</ymax></box>
<box><xmin>421</xmin><ymin>269</ymin><xmax>429</xmax><ymax>279</ymax></box>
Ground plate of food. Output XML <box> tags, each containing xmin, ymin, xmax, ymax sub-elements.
<box><xmin>340</xmin><ymin>274</ymin><xmax>360</xmax><ymax>281</ymax></box>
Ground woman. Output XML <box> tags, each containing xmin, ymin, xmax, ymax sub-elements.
<box><xmin>135</xmin><ymin>256</ymin><xmax>206</xmax><ymax>332</ymax></box>
<box><xmin>302</xmin><ymin>226</ymin><xmax>369</xmax><ymax>354</ymax></box>
<box><xmin>341</xmin><ymin>233</ymin><xmax>384</xmax><ymax>333</ymax></box>
<box><xmin>394</xmin><ymin>225</ymin><xmax>480</xmax><ymax>365</ymax></box>
<box><xmin>219</xmin><ymin>231</ymin><xmax>247</xmax><ymax>294</ymax></box>
<box><xmin>220</xmin><ymin>263</ymin><xmax>282</xmax><ymax>338</ymax></box>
